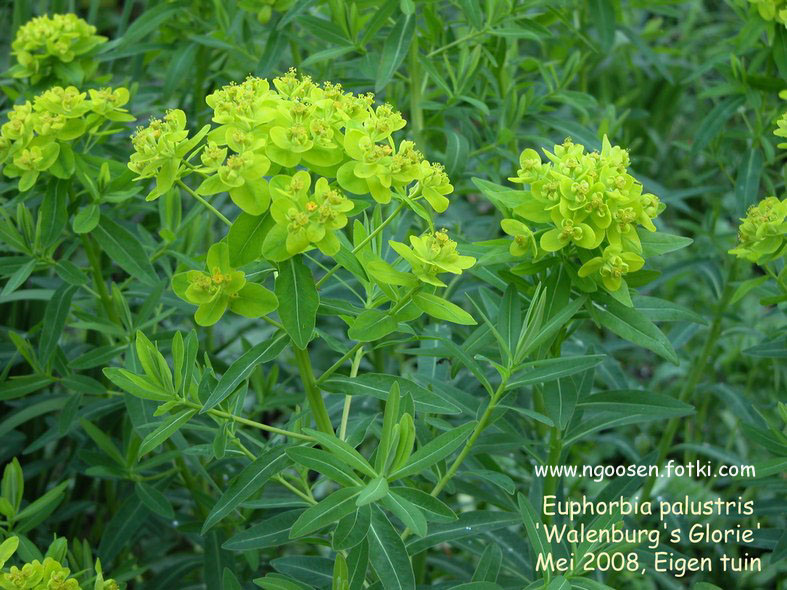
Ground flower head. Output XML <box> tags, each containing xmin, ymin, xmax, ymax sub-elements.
<box><xmin>172</xmin><ymin>242</ymin><xmax>278</xmax><ymax>326</ymax></box>
<box><xmin>499</xmin><ymin>135</ymin><xmax>662</xmax><ymax>293</ymax></box>
<box><xmin>748</xmin><ymin>0</ymin><xmax>787</xmax><ymax>27</ymax></box>
<box><xmin>0</xmin><ymin>85</ymin><xmax>132</xmax><ymax>192</ymax></box>
<box><xmin>390</xmin><ymin>230</ymin><xmax>476</xmax><ymax>287</ymax></box>
<box><xmin>729</xmin><ymin>196</ymin><xmax>787</xmax><ymax>263</ymax></box>
<box><xmin>10</xmin><ymin>14</ymin><xmax>107</xmax><ymax>83</ymax></box>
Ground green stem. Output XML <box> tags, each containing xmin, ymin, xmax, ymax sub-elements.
<box><xmin>232</xmin><ymin>439</ymin><xmax>316</xmax><ymax>504</ymax></box>
<box><xmin>315</xmin><ymin>201</ymin><xmax>405</xmax><ymax>289</ymax></box>
<box><xmin>641</xmin><ymin>261</ymin><xmax>738</xmax><ymax>500</ymax></box>
<box><xmin>177</xmin><ymin>180</ymin><xmax>232</xmax><ymax>226</ymax></box>
<box><xmin>429</xmin><ymin>378</ymin><xmax>509</xmax><ymax>498</ymax></box>
<box><xmin>392</xmin><ymin>375</ymin><xmax>514</xmax><ymax>549</ymax></box>
<box><xmin>179</xmin><ymin>400</ymin><xmax>314</xmax><ymax>442</ymax></box>
<box><xmin>316</xmin><ymin>342</ymin><xmax>363</xmax><ymax>385</ymax></box>
<box><xmin>275</xmin><ymin>474</ymin><xmax>316</xmax><ymax>505</ymax></box>
<box><xmin>427</xmin><ymin>28</ymin><xmax>488</xmax><ymax>58</ymax></box>
<box><xmin>339</xmin><ymin>346</ymin><xmax>365</xmax><ymax>441</ymax></box>
<box><xmin>293</xmin><ymin>345</ymin><xmax>334</xmax><ymax>434</ymax></box>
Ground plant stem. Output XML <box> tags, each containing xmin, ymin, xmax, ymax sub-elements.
<box><xmin>641</xmin><ymin>261</ymin><xmax>738</xmax><ymax>500</ymax></box>
<box><xmin>315</xmin><ymin>201</ymin><xmax>405</xmax><ymax>289</ymax></box>
<box><xmin>428</xmin><ymin>376</ymin><xmax>509</xmax><ymax>499</ymax></box>
<box><xmin>274</xmin><ymin>474</ymin><xmax>316</xmax><ymax>505</ymax></box>
<box><xmin>399</xmin><ymin>376</ymin><xmax>510</xmax><ymax>541</ymax></box>
<box><xmin>316</xmin><ymin>342</ymin><xmax>363</xmax><ymax>385</ymax></box>
<box><xmin>293</xmin><ymin>345</ymin><xmax>334</xmax><ymax>434</ymax></box>
<box><xmin>339</xmin><ymin>346</ymin><xmax>365</xmax><ymax>441</ymax></box>
<box><xmin>176</xmin><ymin>180</ymin><xmax>232</xmax><ymax>226</ymax></box>
<box><xmin>180</xmin><ymin>400</ymin><xmax>314</xmax><ymax>442</ymax></box>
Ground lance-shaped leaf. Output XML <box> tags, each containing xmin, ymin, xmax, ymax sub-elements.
<box><xmin>202</xmin><ymin>333</ymin><xmax>288</xmax><ymax>412</ymax></box>
<box><xmin>275</xmin><ymin>255</ymin><xmax>318</xmax><ymax>349</ymax></box>
<box><xmin>139</xmin><ymin>409</ymin><xmax>197</xmax><ymax>456</ymax></box>
<box><xmin>303</xmin><ymin>429</ymin><xmax>377</xmax><ymax>479</ymax></box>
<box><xmin>202</xmin><ymin>447</ymin><xmax>290</xmax><ymax>533</ymax></box>
<box><xmin>368</xmin><ymin>505</ymin><xmax>415</xmax><ymax>590</ymax></box>
<box><xmin>286</xmin><ymin>446</ymin><xmax>363</xmax><ymax>488</ymax></box>
<box><xmin>290</xmin><ymin>486</ymin><xmax>362</xmax><ymax>538</ymax></box>
<box><xmin>389</xmin><ymin>422</ymin><xmax>475</xmax><ymax>481</ymax></box>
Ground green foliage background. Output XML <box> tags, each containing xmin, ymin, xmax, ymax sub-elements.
<box><xmin>0</xmin><ymin>0</ymin><xmax>785</xmax><ymax>589</ymax></box>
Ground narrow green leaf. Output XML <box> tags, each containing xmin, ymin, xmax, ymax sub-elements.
<box><xmin>577</xmin><ymin>390</ymin><xmax>695</xmax><ymax>418</ymax></box>
<box><xmin>39</xmin><ymin>179</ymin><xmax>68</xmax><ymax>248</ymax></box>
<box><xmin>135</xmin><ymin>482</ymin><xmax>174</xmax><ymax>519</ymax></box>
<box><xmin>303</xmin><ymin>429</ymin><xmax>377</xmax><ymax>479</ymax></box>
<box><xmin>80</xmin><ymin>418</ymin><xmax>125</xmax><ymax>466</ymax></box>
<box><xmin>389</xmin><ymin>421</ymin><xmax>475</xmax><ymax>481</ymax></box>
<box><xmin>38</xmin><ymin>283</ymin><xmax>77</xmax><ymax>365</ymax></box>
<box><xmin>290</xmin><ymin>486</ymin><xmax>362</xmax><ymax>538</ymax></box>
<box><xmin>228</xmin><ymin>213</ymin><xmax>272</xmax><ymax>267</ymax></box>
<box><xmin>517</xmin><ymin>494</ymin><xmax>550</xmax><ymax>578</ymax></box>
<box><xmin>497</xmin><ymin>286</ymin><xmax>520</xmax><ymax>362</ymax></box>
<box><xmin>275</xmin><ymin>256</ymin><xmax>319</xmax><ymax>349</ymax></box>
<box><xmin>390</xmin><ymin>488</ymin><xmax>456</xmax><ymax>522</ymax></box>
<box><xmin>0</xmin><ymin>375</ymin><xmax>53</xmax><ymax>401</ymax></box>
<box><xmin>333</xmin><ymin>504</ymin><xmax>371</xmax><ymax>550</ymax></box>
<box><xmin>471</xmin><ymin>544</ymin><xmax>502</xmax><ymax>582</ymax></box>
<box><xmin>322</xmin><ymin>374</ymin><xmax>460</xmax><ymax>415</ymax></box>
<box><xmin>691</xmin><ymin>96</ymin><xmax>745</xmax><ymax>155</ymax></box>
<box><xmin>589</xmin><ymin>296</ymin><xmax>678</xmax><ymax>364</ymax></box>
<box><xmin>224</xmin><ymin>509</ymin><xmax>304</xmax><ymax>550</ymax></box>
<box><xmin>286</xmin><ymin>446</ymin><xmax>364</xmax><ymax>487</ymax></box>
<box><xmin>15</xmin><ymin>481</ymin><xmax>68</xmax><ymax>522</ymax></box>
<box><xmin>0</xmin><ymin>537</ymin><xmax>19</xmax><ymax>569</ymax></box>
<box><xmin>368</xmin><ymin>505</ymin><xmax>415</xmax><ymax>590</ymax></box>
<box><xmin>202</xmin><ymin>333</ymin><xmax>288</xmax><ymax>412</ymax></box>
<box><xmin>375</xmin><ymin>13</ymin><xmax>416</xmax><ymax>92</ymax></box>
<box><xmin>1</xmin><ymin>259</ymin><xmax>35</xmax><ymax>297</ymax></box>
<box><xmin>413</xmin><ymin>292</ymin><xmax>476</xmax><ymax>325</ymax></box>
<box><xmin>356</xmin><ymin>476</ymin><xmax>389</xmax><ymax>507</ymax></box>
<box><xmin>588</xmin><ymin>0</ymin><xmax>615</xmax><ymax>51</ymax></box>
<box><xmin>202</xmin><ymin>448</ymin><xmax>290</xmax><ymax>533</ymax></box>
<box><xmin>348</xmin><ymin>309</ymin><xmax>398</xmax><ymax>342</ymax></box>
<box><xmin>139</xmin><ymin>409</ymin><xmax>196</xmax><ymax>456</ymax></box>
<box><xmin>380</xmin><ymin>492</ymin><xmax>426</xmax><ymax>537</ymax></box>
<box><xmin>507</xmin><ymin>355</ymin><xmax>605</xmax><ymax>389</ymax></box>
<box><xmin>92</xmin><ymin>216</ymin><xmax>158</xmax><ymax>286</ymax></box>
<box><xmin>405</xmin><ymin>511</ymin><xmax>518</xmax><ymax>555</ymax></box>
<box><xmin>72</xmin><ymin>203</ymin><xmax>100</xmax><ymax>234</ymax></box>
<box><xmin>735</xmin><ymin>148</ymin><xmax>763</xmax><ymax>216</ymax></box>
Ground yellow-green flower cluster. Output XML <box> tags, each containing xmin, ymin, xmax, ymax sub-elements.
<box><xmin>748</xmin><ymin>0</ymin><xmax>787</xmax><ymax>27</ymax></box>
<box><xmin>10</xmin><ymin>14</ymin><xmax>107</xmax><ymax>84</ymax></box>
<box><xmin>133</xmin><ymin>69</ymin><xmax>454</xmax><ymax>261</ymax></box>
<box><xmin>775</xmin><ymin>112</ymin><xmax>787</xmax><ymax>148</ymax></box>
<box><xmin>729</xmin><ymin>196</ymin><xmax>787</xmax><ymax>263</ymax></box>
<box><xmin>501</xmin><ymin>136</ymin><xmax>664</xmax><ymax>292</ymax></box>
<box><xmin>0</xmin><ymin>539</ymin><xmax>118</xmax><ymax>590</ymax></box>
<box><xmin>269</xmin><ymin>171</ymin><xmax>354</xmax><ymax>256</ymax></box>
<box><xmin>390</xmin><ymin>229</ymin><xmax>476</xmax><ymax>287</ymax></box>
<box><xmin>0</xmin><ymin>86</ymin><xmax>133</xmax><ymax>191</ymax></box>
<box><xmin>129</xmin><ymin>109</ymin><xmax>208</xmax><ymax>199</ymax></box>
<box><xmin>172</xmin><ymin>242</ymin><xmax>278</xmax><ymax>326</ymax></box>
